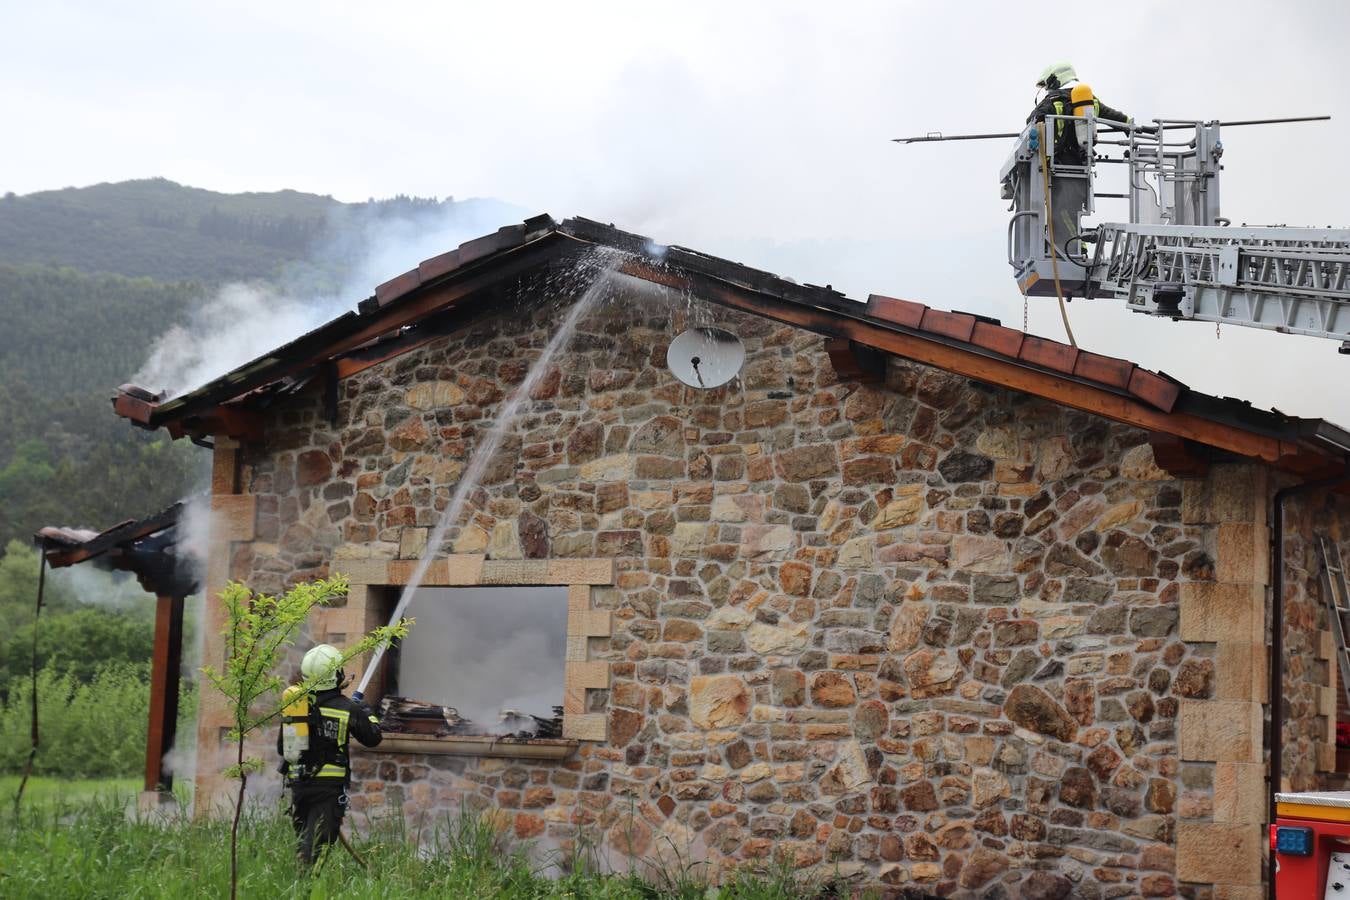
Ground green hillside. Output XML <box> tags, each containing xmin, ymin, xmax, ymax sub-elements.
<box><xmin>0</xmin><ymin>178</ymin><xmax>517</xmax><ymax>545</ymax></box>
<box><xmin>0</xmin><ymin>178</ymin><xmax>341</xmax><ymax>544</ymax></box>
<box><xmin>0</xmin><ymin>178</ymin><xmax>525</xmax><ymax>791</ymax></box>
<box><xmin>0</xmin><ymin>264</ymin><xmax>205</xmax><ymax>544</ymax></box>
<box><xmin>0</xmin><ymin>178</ymin><xmax>343</xmax><ymax>282</ymax></box>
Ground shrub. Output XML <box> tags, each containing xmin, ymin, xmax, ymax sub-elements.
<box><xmin>0</xmin><ymin>606</ymin><xmax>155</xmax><ymax>689</ymax></box>
<box><xmin>0</xmin><ymin>663</ymin><xmax>196</xmax><ymax>778</ymax></box>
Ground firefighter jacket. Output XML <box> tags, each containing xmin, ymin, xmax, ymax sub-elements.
<box><xmin>277</xmin><ymin>688</ymin><xmax>382</xmax><ymax>784</ymax></box>
<box><xmin>1027</xmin><ymin>87</ymin><xmax>1130</xmax><ymax>165</ymax></box>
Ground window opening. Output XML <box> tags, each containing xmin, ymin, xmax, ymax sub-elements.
<box><xmin>377</xmin><ymin>586</ymin><xmax>567</xmax><ymax>739</ymax></box>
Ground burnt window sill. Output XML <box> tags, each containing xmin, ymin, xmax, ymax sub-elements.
<box><xmin>355</xmin><ymin>732</ymin><xmax>578</xmax><ymax>760</ymax></box>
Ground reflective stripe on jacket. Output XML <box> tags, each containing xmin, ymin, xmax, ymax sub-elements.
<box><xmin>1027</xmin><ymin>87</ymin><xmax>1130</xmax><ymax>165</ymax></box>
<box><xmin>278</xmin><ymin>688</ymin><xmax>382</xmax><ymax>782</ymax></box>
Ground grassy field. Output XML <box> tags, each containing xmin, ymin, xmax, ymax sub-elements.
<box><xmin>0</xmin><ymin>792</ymin><xmax>843</xmax><ymax>899</ymax></box>
<box><xmin>1</xmin><ymin>775</ymin><xmax>140</xmax><ymax>808</ymax></box>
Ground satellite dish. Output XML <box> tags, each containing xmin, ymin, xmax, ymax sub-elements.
<box><xmin>667</xmin><ymin>327</ymin><xmax>745</xmax><ymax>389</ymax></box>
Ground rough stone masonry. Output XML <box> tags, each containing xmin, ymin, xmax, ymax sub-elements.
<box><xmin>194</xmin><ymin>284</ymin><xmax>1347</xmax><ymax>898</ymax></box>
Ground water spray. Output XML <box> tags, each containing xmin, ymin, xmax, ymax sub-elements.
<box><xmin>353</xmin><ymin>253</ymin><xmax>620</xmax><ymax>700</ymax></box>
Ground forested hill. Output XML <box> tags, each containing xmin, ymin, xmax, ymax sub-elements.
<box><xmin>0</xmin><ymin>265</ymin><xmax>206</xmax><ymax>544</ymax></box>
<box><xmin>0</xmin><ymin>178</ymin><xmax>485</xmax><ymax>282</ymax></box>
<box><xmin>0</xmin><ymin>178</ymin><xmax>344</xmax><ymax>282</ymax></box>
<box><xmin>0</xmin><ymin>179</ymin><xmax>518</xmax><ymax>777</ymax></box>
<box><xmin>0</xmin><ymin>178</ymin><xmax>510</xmax><ymax>547</ymax></box>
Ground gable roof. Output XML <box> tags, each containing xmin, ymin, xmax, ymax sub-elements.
<box><xmin>113</xmin><ymin>215</ymin><xmax>1350</xmax><ymax>478</ymax></box>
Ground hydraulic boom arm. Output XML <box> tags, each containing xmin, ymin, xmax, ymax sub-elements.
<box><xmin>992</xmin><ymin>115</ymin><xmax>1350</xmax><ymax>351</ymax></box>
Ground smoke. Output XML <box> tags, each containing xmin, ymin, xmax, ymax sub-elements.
<box><xmin>46</xmin><ymin>560</ymin><xmax>153</xmax><ymax>616</ymax></box>
<box><xmin>134</xmin><ymin>197</ymin><xmax>526</xmax><ymax>398</ymax></box>
<box><xmin>397</xmin><ymin>587</ymin><xmax>568</xmax><ymax>732</ymax></box>
<box><xmin>175</xmin><ymin>496</ymin><xmax>212</xmax><ymax>693</ymax></box>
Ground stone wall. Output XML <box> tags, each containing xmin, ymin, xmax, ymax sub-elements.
<box><xmin>1280</xmin><ymin>489</ymin><xmax>1350</xmax><ymax>791</ymax></box>
<box><xmin>196</xmin><ymin>284</ymin><xmax>1283</xmax><ymax>895</ymax></box>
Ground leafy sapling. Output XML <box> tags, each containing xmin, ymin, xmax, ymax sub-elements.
<box><xmin>201</xmin><ymin>574</ymin><xmax>411</xmax><ymax>900</ymax></box>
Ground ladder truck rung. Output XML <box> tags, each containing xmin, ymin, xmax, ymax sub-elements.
<box><xmin>1317</xmin><ymin>535</ymin><xmax>1350</xmax><ymax>715</ymax></box>
<box><xmin>1093</xmin><ymin>225</ymin><xmax>1350</xmax><ymax>344</ymax></box>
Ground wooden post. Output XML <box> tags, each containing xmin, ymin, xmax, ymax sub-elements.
<box><xmin>144</xmin><ymin>593</ymin><xmax>185</xmax><ymax>793</ymax></box>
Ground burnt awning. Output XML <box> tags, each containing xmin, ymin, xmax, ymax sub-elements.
<box><xmin>36</xmin><ymin>500</ymin><xmax>198</xmax><ymax>598</ymax></box>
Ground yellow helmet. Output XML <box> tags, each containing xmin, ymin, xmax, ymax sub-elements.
<box><xmin>301</xmin><ymin>643</ymin><xmax>344</xmax><ymax>690</ymax></box>
<box><xmin>1036</xmin><ymin>62</ymin><xmax>1077</xmax><ymax>90</ymax></box>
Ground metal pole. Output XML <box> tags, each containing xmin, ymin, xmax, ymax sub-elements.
<box><xmin>892</xmin><ymin>131</ymin><xmax>1019</xmax><ymax>144</ymax></box>
<box><xmin>893</xmin><ymin>115</ymin><xmax>1330</xmax><ymax>144</ymax></box>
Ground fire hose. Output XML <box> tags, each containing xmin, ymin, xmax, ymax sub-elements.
<box><xmin>1037</xmin><ymin>122</ymin><xmax>1078</xmax><ymax>348</ymax></box>
<box><xmin>337</xmin><ymin>829</ymin><xmax>367</xmax><ymax>868</ymax></box>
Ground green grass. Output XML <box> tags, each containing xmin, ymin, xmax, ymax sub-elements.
<box><xmin>0</xmin><ymin>775</ymin><xmax>139</xmax><ymax>809</ymax></box>
<box><xmin>0</xmin><ymin>794</ymin><xmax>843</xmax><ymax>899</ymax></box>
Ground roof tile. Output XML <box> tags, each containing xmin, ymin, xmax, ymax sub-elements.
<box><xmin>458</xmin><ymin>224</ymin><xmax>525</xmax><ymax>266</ymax></box>
<box><xmin>418</xmin><ymin>248</ymin><xmax>462</xmax><ymax>282</ymax></box>
<box><xmin>971</xmin><ymin>321</ymin><xmax>1025</xmax><ymax>358</ymax></box>
<box><xmin>866</xmin><ymin>294</ymin><xmax>927</xmax><ymax>328</ymax></box>
<box><xmin>1128</xmin><ymin>369</ymin><xmax>1183</xmax><ymax>412</ymax></box>
<box><xmin>38</xmin><ymin>525</ymin><xmax>101</xmax><ymax>546</ymax></box>
<box><xmin>1019</xmin><ymin>335</ymin><xmax>1079</xmax><ymax>374</ymax></box>
<box><xmin>374</xmin><ymin>268</ymin><xmax>421</xmax><ymax>307</ymax></box>
<box><xmin>112</xmin><ymin>389</ymin><xmax>158</xmax><ymax>425</ymax></box>
<box><xmin>920</xmin><ymin>309</ymin><xmax>977</xmax><ymax>343</ymax></box>
<box><xmin>1073</xmin><ymin>351</ymin><xmax>1135</xmax><ymax>389</ymax></box>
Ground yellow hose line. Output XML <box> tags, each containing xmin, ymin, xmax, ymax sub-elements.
<box><xmin>1038</xmin><ymin>123</ymin><xmax>1077</xmax><ymax>347</ymax></box>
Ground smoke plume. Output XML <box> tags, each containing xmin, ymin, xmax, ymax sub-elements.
<box><xmin>397</xmin><ymin>587</ymin><xmax>568</xmax><ymax>732</ymax></box>
<box><xmin>134</xmin><ymin>197</ymin><xmax>525</xmax><ymax>398</ymax></box>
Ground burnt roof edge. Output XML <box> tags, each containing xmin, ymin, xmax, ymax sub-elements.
<box><xmin>110</xmin><ymin>215</ymin><xmax>1349</xmax><ymax>469</ymax></box>
<box><xmin>124</xmin><ymin>219</ymin><xmax>573</xmax><ymax>430</ymax></box>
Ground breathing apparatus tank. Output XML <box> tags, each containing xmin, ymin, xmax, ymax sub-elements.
<box><xmin>281</xmin><ymin>685</ymin><xmax>310</xmax><ymax>764</ymax></box>
<box><xmin>1070</xmin><ymin>83</ymin><xmax>1096</xmax><ymax>151</ymax></box>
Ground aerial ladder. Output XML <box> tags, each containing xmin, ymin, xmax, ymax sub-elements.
<box><xmin>899</xmin><ymin>110</ymin><xmax>1350</xmax><ymax>351</ymax></box>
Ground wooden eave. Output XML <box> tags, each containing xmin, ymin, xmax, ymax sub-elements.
<box><xmin>109</xmin><ymin>216</ymin><xmax>1350</xmax><ymax>477</ymax></box>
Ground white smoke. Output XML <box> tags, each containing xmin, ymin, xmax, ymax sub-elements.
<box><xmin>135</xmin><ymin>284</ymin><xmax>328</xmax><ymax>399</ymax></box>
<box><xmin>134</xmin><ymin>197</ymin><xmax>526</xmax><ymax>398</ymax></box>
<box><xmin>177</xmin><ymin>494</ymin><xmax>215</xmax><ymax>568</ymax></box>
<box><xmin>397</xmin><ymin>587</ymin><xmax>568</xmax><ymax>732</ymax></box>
<box><xmin>48</xmin><ymin>562</ymin><xmax>153</xmax><ymax>615</ymax></box>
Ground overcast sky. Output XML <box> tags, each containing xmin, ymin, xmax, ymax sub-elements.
<box><xmin>5</xmin><ymin>0</ymin><xmax>1349</xmax><ymax>422</ymax></box>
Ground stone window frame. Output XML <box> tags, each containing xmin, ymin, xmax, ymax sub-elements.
<box><xmin>320</xmin><ymin>555</ymin><xmax>614</xmax><ymax>743</ymax></box>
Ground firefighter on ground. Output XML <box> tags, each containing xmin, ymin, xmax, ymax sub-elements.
<box><xmin>1026</xmin><ymin>62</ymin><xmax>1132</xmax><ymax>251</ymax></box>
<box><xmin>277</xmin><ymin>643</ymin><xmax>382</xmax><ymax>865</ymax></box>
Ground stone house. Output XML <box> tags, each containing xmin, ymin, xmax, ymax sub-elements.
<box><xmin>115</xmin><ymin>216</ymin><xmax>1350</xmax><ymax>897</ymax></box>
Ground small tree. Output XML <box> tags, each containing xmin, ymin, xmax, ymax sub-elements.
<box><xmin>201</xmin><ymin>575</ymin><xmax>411</xmax><ymax>900</ymax></box>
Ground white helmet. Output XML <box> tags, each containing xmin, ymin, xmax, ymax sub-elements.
<box><xmin>301</xmin><ymin>643</ymin><xmax>344</xmax><ymax>690</ymax></box>
<box><xmin>1036</xmin><ymin>62</ymin><xmax>1077</xmax><ymax>90</ymax></box>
